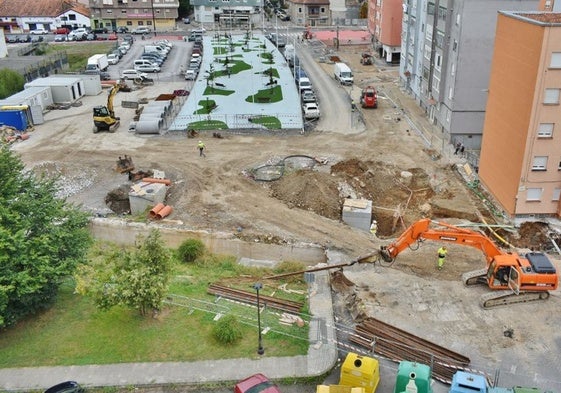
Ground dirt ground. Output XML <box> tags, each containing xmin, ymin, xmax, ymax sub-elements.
<box><xmin>8</xmin><ymin>43</ymin><xmax>561</xmax><ymax>389</ymax></box>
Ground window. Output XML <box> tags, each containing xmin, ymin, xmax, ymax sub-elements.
<box><xmin>450</xmin><ymin>63</ymin><xmax>455</xmax><ymax>76</ymax></box>
<box><xmin>453</xmin><ymin>40</ymin><xmax>457</xmax><ymax>51</ymax></box>
<box><xmin>532</xmin><ymin>156</ymin><xmax>548</xmax><ymax>171</ymax></box>
<box><xmin>456</xmin><ymin>13</ymin><xmax>460</xmax><ymax>25</ymax></box>
<box><xmin>298</xmin><ymin>7</ymin><xmax>302</xmax><ymax>12</ymax></box>
<box><xmin>127</xmin><ymin>21</ymin><xmax>132</xmax><ymax>25</ymax></box>
<box><xmin>321</xmin><ymin>7</ymin><xmax>325</xmax><ymax>12</ymax></box>
<box><xmin>527</xmin><ymin>188</ymin><xmax>543</xmax><ymax>201</ymax></box>
<box><xmin>538</xmin><ymin>123</ymin><xmax>554</xmax><ymax>138</ymax></box>
<box><xmin>427</xmin><ymin>2</ymin><xmax>435</xmax><ymax>15</ymax></box>
<box><xmin>544</xmin><ymin>88</ymin><xmax>560</xmax><ymax>104</ymax></box>
<box><xmin>435</xmin><ymin>53</ymin><xmax>441</xmax><ymax>71</ymax></box>
<box><xmin>448</xmin><ymin>86</ymin><xmax>454</xmax><ymax>100</ymax></box>
<box><xmin>553</xmin><ymin>188</ymin><xmax>561</xmax><ymax>201</ymax></box>
<box><xmin>122</xmin><ymin>10</ymin><xmax>127</xmax><ymax>13</ymax></box>
<box><xmin>550</xmin><ymin>53</ymin><xmax>561</xmax><ymax>69</ymax></box>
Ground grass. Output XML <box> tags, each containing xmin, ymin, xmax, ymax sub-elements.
<box><xmin>203</xmin><ymin>86</ymin><xmax>235</xmax><ymax>96</ymax></box>
<box><xmin>45</xmin><ymin>42</ymin><xmax>118</xmax><ymax>71</ymax></box>
<box><xmin>188</xmin><ymin>120</ymin><xmax>229</xmax><ymax>130</ymax></box>
<box><xmin>249</xmin><ymin>116</ymin><xmax>282</xmax><ymax>129</ymax></box>
<box><xmin>0</xmin><ymin>246</ymin><xmax>309</xmax><ymax>367</ymax></box>
<box><xmin>194</xmin><ymin>99</ymin><xmax>217</xmax><ymax>114</ymax></box>
<box><xmin>246</xmin><ymin>85</ymin><xmax>283</xmax><ymax>104</ymax></box>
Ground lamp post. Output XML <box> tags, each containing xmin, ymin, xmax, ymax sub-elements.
<box><xmin>253</xmin><ymin>282</ymin><xmax>265</xmax><ymax>355</ymax></box>
<box><xmin>151</xmin><ymin>0</ymin><xmax>157</xmax><ymax>37</ymax></box>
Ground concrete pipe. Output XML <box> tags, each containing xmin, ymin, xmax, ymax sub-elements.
<box><xmin>149</xmin><ymin>203</ymin><xmax>165</xmax><ymax>219</ymax></box>
<box><xmin>139</xmin><ymin>110</ymin><xmax>165</xmax><ymax>118</ymax></box>
<box><xmin>146</xmin><ymin>101</ymin><xmax>172</xmax><ymax>115</ymax></box>
<box><xmin>134</xmin><ymin>119</ymin><xmax>163</xmax><ymax>134</ymax></box>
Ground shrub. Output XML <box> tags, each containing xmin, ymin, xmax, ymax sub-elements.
<box><xmin>177</xmin><ymin>239</ymin><xmax>205</xmax><ymax>263</ymax></box>
<box><xmin>213</xmin><ymin>314</ymin><xmax>243</xmax><ymax>344</ymax></box>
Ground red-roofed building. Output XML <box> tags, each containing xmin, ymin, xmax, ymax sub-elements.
<box><xmin>0</xmin><ymin>0</ymin><xmax>90</xmax><ymax>33</ymax></box>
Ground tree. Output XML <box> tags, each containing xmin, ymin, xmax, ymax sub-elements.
<box><xmin>77</xmin><ymin>230</ymin><xmax>173</xmax><ymax>316</ymax></box>
<box><xmin>0</xmin><ymin>147</ymin><xmax>91</xmax><ymax>328</ymax></box>
<box><xmin>0</xmin><ymin>69</ymin><xmax>25</xmax><ymax>99</ymax></box>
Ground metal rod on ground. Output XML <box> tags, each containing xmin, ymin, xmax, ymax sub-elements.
<box><xmin>254</xmin><ymin>282</ymin><xmax>265</xmax><ymax>355</ymax></box>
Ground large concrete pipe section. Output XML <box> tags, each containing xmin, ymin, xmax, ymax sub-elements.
<box><xmin>135</xmin><ymin>118</ymin><xmax>163</xmax><ymax>134</ymax></box>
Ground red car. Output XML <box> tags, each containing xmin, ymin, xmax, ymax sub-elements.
<box><xmin>234</xmin><ymin>374</ymin><xmax>282</xmax><ymax>393</ymax></box>
<box><xmin>54</xmin><ymin>27</ymin><xmax>70</xmax><ymax>35</ymax></box>
<box><xmin>108</xmin><ymin>33</ymin><xmax>118</xmax><ymax>40</ymax></box>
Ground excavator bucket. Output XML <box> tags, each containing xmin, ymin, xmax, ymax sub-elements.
<box><xmin>116</xmin><ymin>155</ymin><xmax>134</xmax><ymax>173</ymax></box>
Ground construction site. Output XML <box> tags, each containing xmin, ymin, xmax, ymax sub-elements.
<box><xmin>4</xmin><ymin>38</ymin><xmax>561</xmax><ymax>392</ymax></box>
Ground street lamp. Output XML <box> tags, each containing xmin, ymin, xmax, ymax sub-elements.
<box><xmin>253</xmin><ymin>282</ymin><xmax>265</xmax><ymax>355</ymax></box>
<box><xmin>151</xmin><ymin>0</ymin><xmax>157</xmax><ymax>37</ymax></box>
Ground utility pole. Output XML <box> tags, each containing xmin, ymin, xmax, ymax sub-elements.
<box><xmin>336</xmin><ymin>23</ymin><xmax>339</xmax><ymax>50</ymax></box>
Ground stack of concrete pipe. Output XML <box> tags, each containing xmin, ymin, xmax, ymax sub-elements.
<box><xmin>134</xmin><ymin>100</ymin><xmax>173</xmax><ymax>134</ymax></box>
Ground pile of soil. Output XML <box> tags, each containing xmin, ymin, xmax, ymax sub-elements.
<box><xmin>270</xmin><ymin>170</ymin><xmax>341</xmax><ymax>220</ymax></box>
<box><xmin>105</xmin><ymin>185</ymin><xmax>131</xmax><ymax>214</ymax></box>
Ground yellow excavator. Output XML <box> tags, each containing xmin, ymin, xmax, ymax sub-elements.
<box><xmin>93</xmin><ymin>82</ymin><xmax>122</xmax><ymax>133</ymax></box>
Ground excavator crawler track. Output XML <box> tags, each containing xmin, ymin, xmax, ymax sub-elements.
<box><xmin>479</xmin><ymin>290</ymin><xmax>550</xmax><ymax>309</ymax></box>
<box><xmin>461</xmin><ymin>268</ymin><xmax>488</xmax><ymax>286</ymax></box>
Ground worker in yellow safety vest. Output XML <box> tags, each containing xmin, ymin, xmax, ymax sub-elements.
<box><xmin>437</xmin><ymin>246</ymin><xmax>447</xmax><ymax>270</ymax></box>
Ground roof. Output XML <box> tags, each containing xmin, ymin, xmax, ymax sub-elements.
<box><xmin>501</xmin><ymin>11</ymin><xmax>561</xmax><ymax>25</ymax></box>
<box><xmin>0</xmin><ymin>0</ymin><xmax>90</xmax><ymax>18</ymax></box>
<box><xmin>287</xmin><ymin>0</ymin><xmax>329</xmax><ymax>5</ymax></box>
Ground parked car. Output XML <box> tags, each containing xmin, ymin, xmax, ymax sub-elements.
<box><xmin>134</xmin><ymin>64</ymin><xmax>161</xmax><ymax>73</ymax></box>
<box><xmin>107</xmin><ymin>53</ymin><xmax>120</xmax><ymax>65</ymax></box>
<box><xmin>183</xmin><ymin>17</ymin><xmax>190</xmax><ymax>24</ymax></box>
<box><xmin>54</xmin><ymin>35</ymin><xmax>67</xmax><ymax>42</ymax></box>
<box><xmin>121</xmin><ymin>69</ymin><xmax>148</xmax><ymax>80</ymax></box>
<box><xmin>44</xmin><ymin>381</ymin><xmax>85</xmax><ymax>393</ymax></box>
<box><xmin>234</xmin><ymin>374</ymin><xmax>281</xmax><ymax>393</ymax></box>
<box><xmin>140</xmin><ymin>55</ymin><xmax>163</xmax><ymax>66</ymax></box>
<box><xmin>115</xmin><ymin>26</ymin><xmax>129</xmax><ymax>33</ymax></box>
<box><xmin>92</xmin><ymin>27</ymin><xmax>108</xmax><ymax>34</ymax></box>
<box><xmin>68</xmin><ymin>28</ymin><xmax>88</xmax><ymax>41</ymax></box>
<box><xmin>6</xmin><ymin>35</ymin><xmax>19</xmax><ymax>43</ymax></box>
<box><xmin>302</xmin><ymin>102</ymin><xmax>320</xmax><ymax>119</ymax></box>
<box><xmin>30</xmin><ymin>27</ymin><xmax>49</xmax><ymax>35</ymax></box>
<box><xmin>122</xmin><ymin>34</ymin><xmax>134</xmax><ymax>44</ymax></box>
<box><xmin>185</xmin><ymin>69</ymin><xmax>197</xmax><ymax>80</ymax></box>
<box><xmin>54</xmin><ymin>27</ymin><xmax>70</xmax><ymax>35</ymax></box>
<box><xmin>86</xmin><ymin>33</ymin><xmax>97</xmax><ymax>41</ymax></box>
<box><xmin>301</xmin><ymin>90</ymin><xmax>317</xmax><ymax>104</ymax></box>
<box><xmin>132</xmin><ymin>26</ymin><xmax>151</xmax><ymax>35</ymax></box>
<box><xmin>108</xmin><ymin>33</ymin><xmax>118</xmax><ymax>40</ymax></box>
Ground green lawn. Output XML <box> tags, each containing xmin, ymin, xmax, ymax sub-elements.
<box><xmin>0</xmin><ymin>246</ymin><xmax>310</xmax><ymax>367</ymax></box>
<box><xmin>246</xmin><ymin>85</ymin><xmax>283</xmax><ymax>104</ymax></box>
<box><xmin>188</xmin><ymin>120</ymin><xmax>229</xmax><ymax>130</ymax></box>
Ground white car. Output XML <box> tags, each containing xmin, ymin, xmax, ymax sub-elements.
<box><xmin>107</xmin><ymin>54</ymin><xmax>119</xmax><ymax>65</ymax></box>
<box><xmin>134</xmin><ymin>64</ymin><xmax>161</xmax><ymax>73</ymax></box>
<box><xmin>68</xmin><ymin>28</ymin><xmax>88</xmax><ymax>40</ymax></box>
<box><xmin>185</xmin><ymin>69</ymin><xmax>197</xmax><ymax>80</ymax></box>
<box><xmin>302</xmin><ymin>102</ymin><xmax>320</xmax><ymax>119</ymax></box>
<box><xmin>30</xmin><ymin>28</ymin><xmax>48</xmax><ymax>35</ymax></box>
<box><xmin>132</xmin><ymin>26</ymin><xmax>151</xmax><ymax>35</ymax></box>
<box><xmin>121</xmin><ymin>69</ymin><xmax>148</xmax><ymax>80</ymax></box>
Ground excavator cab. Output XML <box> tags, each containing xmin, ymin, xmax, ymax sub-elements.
<box><xmin>93</xmin><ymin>106</ymin><xmax>110</xmax><ymax>117</ymax></box>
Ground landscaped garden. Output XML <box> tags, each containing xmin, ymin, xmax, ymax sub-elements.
<box><xmin>170</xmin><ymin>32</ymin><xmax>303</xmax><ymax>131</ymax></box>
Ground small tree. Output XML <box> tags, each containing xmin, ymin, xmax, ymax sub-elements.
<box><xmin>76</xmin><ymin>229</ymin><xmax>173</xmax><ymax>316</ymax></box>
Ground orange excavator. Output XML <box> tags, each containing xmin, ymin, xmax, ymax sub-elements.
<box><xmin>379</xmin><ymin>218</ymin><xmax>558</xmax><ymax>308</ymax></box>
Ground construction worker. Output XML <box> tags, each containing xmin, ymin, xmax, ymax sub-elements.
<box><xmin>197</xmin><ymin>140</ymin><xmax>206</xmax><ymax>157</ymax></box>
<box><xmin>370</xmin><ymin>220</ymin><xmax>378</xmax><ymax>238</ymax></box>
<box><xmin>437</xmin><ymin>246</ymin><xmax>447</xmax><ymax>270</ymax></box>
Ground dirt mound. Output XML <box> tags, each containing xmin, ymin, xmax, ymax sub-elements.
<box><xmin>270</xmin><ymin>170</ymin><xmax>341</xmax><ymax>220</ymax></box>
<box><xmin>331</xmin><ymin>159</ymin><xmax>435</xmax><ymax>235</ymax></box>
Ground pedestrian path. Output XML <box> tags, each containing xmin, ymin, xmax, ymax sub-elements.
<box><xmin>0</xmin><ymin>269</ymin><xmax>338</xmax><ymax>391</ymax></box>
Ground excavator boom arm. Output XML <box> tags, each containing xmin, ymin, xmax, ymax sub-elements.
<box><xmin>381</xmin><ymin>219</ymin><xmax>504</xmax><ymax>263</ymax></box>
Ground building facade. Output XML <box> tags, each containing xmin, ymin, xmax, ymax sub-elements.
<box><xmin>479</xmin><ymin>12</ymin><xmax>561</xmax><ymax>218</ymax></box>
<box><xmin>286</xmin><ymin>0</ymin><xmax>331</xmax><ymax>26</ymax></box>
<box><xmin>368</xmin><ymin>0</ymin><xmax>402</xmax><ymax>63</ymax></box>
<box><xmin>0</xmin><ymin>0</ymin><xmax>90</xmax><ymax>33</ymax></box>
<box><xmin>400</xmin><ymin>0</ymin><xmax>538</xmax><ymax>151</ymax></box>
<box><xmin>88</xmin><ymin>0</ymin><xmax>179</xmax><ymax>32</ymax></box>
<box><xmin>190</xmin><ymin>0</ymin><xmax>262</xmax><ymax>28</ymax></box>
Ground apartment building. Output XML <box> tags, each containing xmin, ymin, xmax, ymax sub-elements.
<box><xmin>400</xmin><ymin>0</ymin><xmax>538</xmax><ymax>151</ymax></box>
<box><xmin>88</xmin><ymin>0</ymin><xmax>179</xmax><ymax>32</ymax></box>
<box><xmin>479</xmin><ymin>12</ymin><xmax>561</xmax><ymax>218</ymax></box>
<box><xmin>190</xmin><ymin>0</ymin><xmax>262</xmax><ymax>28</ymax></box>
<box><xmin>285</xmin><ymin>0</ymin><xmax>331</xmax><ymax>26</ymax></box>
<box><xmin>368</xmin><ymin>0</ymin><xmax>402</xmax><ymax>63</ymax></box>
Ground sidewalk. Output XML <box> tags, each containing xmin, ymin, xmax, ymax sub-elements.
<box><xmin>0</xmin><ymin>269</ymin><xmax>338</xmax><ymax>391</ymax></box>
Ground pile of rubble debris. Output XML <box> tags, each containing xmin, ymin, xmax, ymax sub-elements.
<box><xmin>1</xmin><ymin>125</ymin><xmax>30</xmax><ymax>145</ymax></box>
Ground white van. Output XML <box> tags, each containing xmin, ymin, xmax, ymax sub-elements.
<box><xmin>334</xmin><ymin>62</ymin><xmax>354</xmax><ymax>85</ymax></box>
